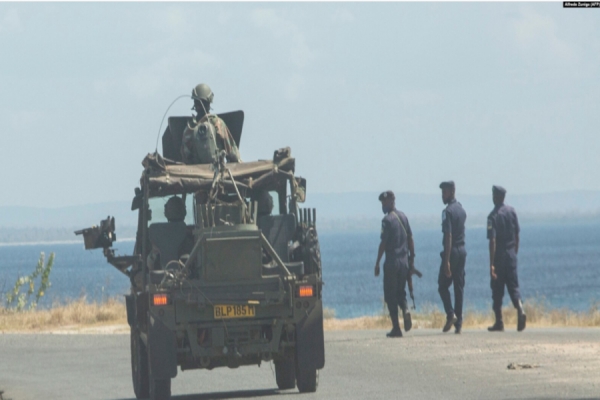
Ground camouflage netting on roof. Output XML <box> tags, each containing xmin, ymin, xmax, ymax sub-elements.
<box><xmin>141</xmin><ymin>153</ymin><xmax>295</xmax><ymax>198</ymax></box>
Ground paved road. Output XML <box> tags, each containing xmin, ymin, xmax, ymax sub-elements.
<box><xmin>1</xmin><ymin>328</ymin><xmax>599</xmax><ymax>400</ymax></box>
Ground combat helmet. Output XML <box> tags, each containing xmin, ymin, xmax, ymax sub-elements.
<box><xmin>191</xmin><ymin>83</ymin><xmax>214</xmax><ymax>103</ymax></box>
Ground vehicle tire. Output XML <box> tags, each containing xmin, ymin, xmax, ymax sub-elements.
<box><xmin>130</xmin><ymin>328</ymin><xmax>149</xmax><ymax>399</ymax></box>
<box><xmin>296</xmin><ymin>366</ymin><xmax>318</xmax><ymax>393</ymax></box>
<box><xmin>150</xmin><ymin>377</ymin><xmax>171</xmax><ymax>400</ymax></box>
<box><xmin>275</xmin><ymin>357</ymin><xmax>296</xmax><ymax>390</ymax></box>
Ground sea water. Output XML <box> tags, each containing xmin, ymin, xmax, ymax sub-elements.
<box><xmin>1</xmin><ymin>224</ymin><xmax>598</xmax><ymax>319</ymax></box>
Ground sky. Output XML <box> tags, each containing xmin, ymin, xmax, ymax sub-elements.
<box><xmin>0</xmin><ymin>2</ymin><xmax>599</xmax><ymax>208</ymax></box>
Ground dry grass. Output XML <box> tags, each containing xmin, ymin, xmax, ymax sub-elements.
<box><xmin>324</xmin><ymin>307</ymin><xmax>390</xmax><ymax>330</ymax></box>
<box><xmin>324</xmin><ymin>300</ymin><xmax>600</xmax><ymax>331</ymax></box>
<box><xmin>0</xmin><ymin>297</ymin><xmax>126</xmax><ymax>332</ymax></box>
<box><xmin>2</xmin><ymin>297</ymin><xmax>600</xmax><ymax>333</ymax></box>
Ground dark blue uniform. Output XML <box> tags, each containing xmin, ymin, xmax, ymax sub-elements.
<box><xmin>381</xmin><ymin>209</ymin><xmax>412</xmax><ymax>314</ymax></box>
<box><xmin>487</xmin><ymin>203</ymin><xmax>521</xmax><ymax>317</ymax></box>
<box><xmin>438</xmin><ymin>199</ymin><xmax>467</xmax><ymax>328</ymax></box>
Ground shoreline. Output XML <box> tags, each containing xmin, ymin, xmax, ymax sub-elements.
<box><xmin>2</xmin><ymin>218</ymin><xmax>600</xmax><ymax>246</ymax></box>
<box><xmin>2</xmin><ymin>298</ymin><xmax>599</xmax><ymax>334</ymax></box>
<box><xmin>0</xmin><ymin>237</ymin><xmax>136</xmax><ymax>247</ymax></box>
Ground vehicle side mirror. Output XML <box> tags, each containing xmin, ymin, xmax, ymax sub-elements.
<box><xmin>131</xmin><ymin>187</ymin><xmax>142</xmax><ymax>211</ymax></box>
<box><xmin>295</xmin><ymin>177</ymin><xmax>306</xmax><ymax>203</ymax></box>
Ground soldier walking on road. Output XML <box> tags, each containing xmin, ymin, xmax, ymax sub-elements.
<box><xmin>374</xmin><ymin>191</ymin><xmax>416</xmax><ymax>338</ymax></box>
<box><xmin>487</xmin><ymin>185</ymin><xmax>526</xmax><ymax>332</ymax></box>
<box><xmin>437</xmin><ymin>181</ymin><xmax>467</xmax><ymax>334</ymax></box>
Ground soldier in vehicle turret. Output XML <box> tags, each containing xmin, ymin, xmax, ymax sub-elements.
<box><xmin>181</xmin><ymin>83</ymin><xmax>241</xmax><ymax>164</ymax></box>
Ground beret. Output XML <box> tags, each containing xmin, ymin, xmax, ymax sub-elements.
<box><xmin>439</xmin><ymin>181</ymin><xmax>455</xmax><ymax>190</ymax></box>
<box><xmin>492</xmin><ymin>185</ymin><xmax>507</xmax><ymax>195</ymax></box>
<box><xmin>378</xmin><ymin>190</ymin><xmax>395</xmax><ymax>201</ymax></box>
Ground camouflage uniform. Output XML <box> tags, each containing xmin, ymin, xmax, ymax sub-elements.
<box><xmin>181</xmin><ymin>114</ymin><xmax>241</xmax><ymax>164</ymax></box>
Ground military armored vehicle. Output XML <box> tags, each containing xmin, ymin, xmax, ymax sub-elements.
<box><xmin>76</xmin><ymin>111</ymin><xmax>325</xmax><ymax>400</ymax></box>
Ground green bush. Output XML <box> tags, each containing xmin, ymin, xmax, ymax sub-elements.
<box><xmin>5</xmin><ymin>252</ymin><xmax>54</xmax><ymax>311</ymax></box>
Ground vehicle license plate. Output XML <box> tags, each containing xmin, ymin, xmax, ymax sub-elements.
<box><xmin>214</xmin><ymin>304</ymin><xmax>256</xmax><ymax>319</ymax></box>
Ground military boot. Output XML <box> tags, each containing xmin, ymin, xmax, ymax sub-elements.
<box><xmin>488</xmin><ymin>308</ymin><xmax>504</xmax><ymax>332</ymax></box>
<box><xmin>443</xmin><ymin>314</ymin><xmax>457</xmax><ymax>333</ymax></box>
<box><xmin>487</xmin><ymin>321</ymin><xmax>504</xmax><ymax>332</ymax></box>
<box><xmin>454</xmin><ymin>322</ymin><xmax>462</xmax><ymax>334</ymax></box>
<box><xmin>386</xmin><ymin>327</ymin><xmax>403</xmax><ymax>338</ymax></box>
<box><xmin>387</xmin><ymin>307</ymin><xmax>402</xmax><ymax>338</ymax></box>
<box><xmin>403</xmin><ymin>309</ymin><xmax>412</xmax><ymax>332</ymax></box>
<box><xmin>517</xmin><ymin>301</ymin><xmax>527</xmax><ymax>332</ymax></box>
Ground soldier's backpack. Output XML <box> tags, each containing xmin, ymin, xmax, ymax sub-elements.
<box><xmin>182</xmin><ymin>120</ymin><xmax>219</xmax><ymax>165</ymax></box>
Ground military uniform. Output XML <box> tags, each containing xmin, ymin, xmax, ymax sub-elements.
<box><xmin>181</xmin><ymin>114</ymin><xmax>241</xmax><ymax>164</ymax></box>
<box><xmin>181</xmin><ymin>83</ymin><xmax>241</xmax><ymax>165</ymax></box>
<box><xmin>381</xmin><ymin>206</ymin><xmax>412</xmax><ymax>324</ymax></box>
<box><xmin>487</xmin><ymin>187</ymin><xmax>522</xmax><ymax>327</ymax></box>
<box><xmin>438</xmin><ymin>193</ymin><xmax>467</xmax><ymax>331</ymax></box>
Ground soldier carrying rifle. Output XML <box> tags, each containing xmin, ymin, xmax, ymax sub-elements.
<box><xmin>374</xmin><ymin>191</ymin><xmax>418</xmax><ymax>338</ymax></box>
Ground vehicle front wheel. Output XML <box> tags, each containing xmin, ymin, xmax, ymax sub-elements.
<box><xmin>296</xmin><ymin>366</ymin><xmax>318</xmax><ymax>393</ymax></box>
<box><xmin>130</xmin><ymin>328</ymin><xmax>149</xmax><ymax>399</ymax></box>
<box><xmin>275</xmin><ymin>357</ymin><xmax>296</xmax><ymax>390</ymax></box>
<box><xmin>150</xmin><ymin>377</ymin><xmax>171</xmax><ymax>400</ymax></box>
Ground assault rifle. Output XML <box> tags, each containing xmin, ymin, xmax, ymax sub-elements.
<box><xmin>407</xmin><ymin>264</ymin><xmax>423</xmax><ymax>309</ymax></box>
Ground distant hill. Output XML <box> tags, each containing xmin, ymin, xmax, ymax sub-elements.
<box><xmin>0</xmin><ymin>201</ymin><xmax>137</xmax><ymax>229</ymax></box>
<box><xmin>302</xmin><ymin>190</ymin><xmax>600</xmax><ymax>231</ymax></box>
<box><xmin>0</xmin><ymin>191</ymin><xmax>599</xmax><ymax>242</ymax></box>
<box><xmin>303</xmin><ymin>190</ymin><xmax>600</xmax><ymax>220</ymax></box>
<box><xmin>0</xmin><ymin>201</ymin><xmax>137</xmax><ymax>243</ymax></box>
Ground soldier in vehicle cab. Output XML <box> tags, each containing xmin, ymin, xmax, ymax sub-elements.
<box><xmin>146</xmin><ymin>196</ymin><xmax>193</xmax><ymax>272</ymax></box>
<box><xmin>181</xmin><ymin>83</ymin><xmax>241</xmax><ymax>164</ymax></box>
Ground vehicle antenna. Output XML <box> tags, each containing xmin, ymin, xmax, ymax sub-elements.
<box><xmin>155</xmin><ymin>94</ymin><xmax>189</xmax><ymax>152</ymax></box>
